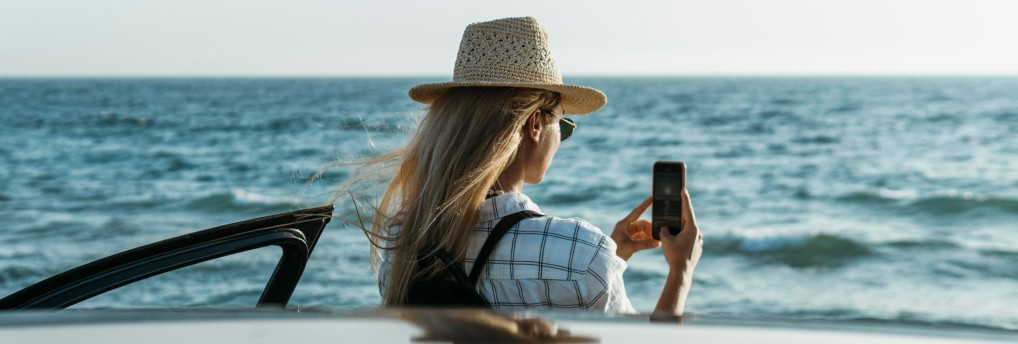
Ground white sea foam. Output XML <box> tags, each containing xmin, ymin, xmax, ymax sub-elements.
<box><xmin>874</xmin><ymin>188</ymin><xmax>919</xmax><ymax>201</ymax></box>
<box><xmin>230</xmin><ymin>188</ymin><xmax>304</xmax><ymax>207</ymax></box>
<box><xmin>727</xmin><ymin>227</ymin><xmax>818</xmax><ymax>252</ymax></box>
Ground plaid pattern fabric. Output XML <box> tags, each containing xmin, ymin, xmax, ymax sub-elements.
<box><xmin>378</xmin><ymin>192</ymin><xmax>636</xmax><ymax>314</ymax></box>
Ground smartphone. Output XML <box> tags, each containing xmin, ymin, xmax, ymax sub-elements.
<box><xmin>652</xmin><ymin>161</ymin><xmax>685</xmax><ymax>240</ymax></box>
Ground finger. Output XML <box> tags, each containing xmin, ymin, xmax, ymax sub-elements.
<box><xmin>677</xmin><ymin>221</ymin><xmax>699</xmax><ymax>240</ymax></box>
<box><xmin>623</xmin><ymin>221</ymin><xmax>647</xmax><ymax>238</ymax></box>
<box><xmin>659</xmin><ymin>226</ymin><xmax>678</xmax><ymax>243</ymax></box>
<box><xmin>625</xmin><ymin>221</ymin><xmax>639</xmax><ymax>236</ymax></box>
<box><xmin>626</xmin><ymin>220</ymin><xmax>652</xmax><ymax>240</ymax></box>
<box><xmin>630</xmin><ymin>220</ymin><xmax>652</xmax><ymax>236</ymax></box>
<box><xmin>631</xmin><ymin>229</ymin><xmax>652</xmax><ymax>241</ymax></box>
<box><xmin>675</xmin><ymin>221</ymin><xmax>698</xmax><ymax>242</ymax></box>
<box><xmin>625</xmin><ymin>196</ymin><xmax>653</xmax><ymax>222</ymax></box>
<box><xmin>625</xmin><ymin>223</ymin><xmax>641</xmax><ymax>239</ymax></box>
<box><xmin>514</xmin><ymin>318</ymin><xmax>557</xmax><ymax>338</ymax></box>
<box><xmin>680</xmin><ymin>189</ymin><xmax>698</xmax><ymax>229</ymax></box>
<box><xmin>635</xmin><ymin>239</ymin><xmax>661</xmax><ymax>250</ymax></box>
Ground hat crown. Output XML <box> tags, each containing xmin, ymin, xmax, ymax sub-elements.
<box><xmin>453</xmin><ymin>17</ymin><xmax>563</xmax><ymax>84</ymax></box>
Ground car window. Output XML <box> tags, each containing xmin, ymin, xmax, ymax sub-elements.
<box><xmin>69</xmin><ymin>247</ymin><xmax>281</xmax><ymax>309</ymax></box>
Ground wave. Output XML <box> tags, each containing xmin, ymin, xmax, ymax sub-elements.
<box><xmin>713</xmin><ymin>228</ymin><xmax>872</xmax><ymax>268</ymax></box>
<box><xmin>837</xmin><ymin>189</ymin><xmax>1018</xmax><ymax>215</ymax></box>
<box><xmin>790</xmin><ymin>135</ymin><xmax>840</xmax><ymax>144</ymax></box>
<box><xmin>911</xmin><ymin>193</ymin><xmax>1018</xmax><ymax>214</ymax></box>
<box><xmin>828</xmin><ymin>102</ymin><xmax>861</xmax><ymax>113</ymax></box>
<box><xmin>545</xmin><ymin>187</ymin><xmax>605</xmax><ymax>205</ymax></box>
<box><xmin>838</xmin><ymin>188</ymin><xmax>920</xmax><ymax>202</ymax></box>
<box><xmin>885</xmin><ymin>239</ymin><xmax>959</xmax><ymax>250</ymax></box>
<box><xmin>714</xmin><ymin>226</ymin><xmax>1018</xmax><ymax>281</ymax></box>
<box><xmin>770</xmin><ymin>98</ymin><xmax>799</xmax><ymax>105</ymax></box>
<box><xmin>97</xmin><ymin>111</ymin><xmax>154</xmax><ymax>127</ymax></box>
<box><xmin>339</xmin><ymin>119</ymin><xmax>407</xmax><ymax>133</ymax></box>
<box><xmin>185</xmin><ymin>188</ymin><xmax>309</xmax><ymax>213</ymax></box>
<box><xmin>0</xmin><ymin>265</ymin><xmax>44</xmax><ymax>285</ymax></box>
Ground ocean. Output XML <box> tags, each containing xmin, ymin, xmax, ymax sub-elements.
<box><xmin>1</xmin><ymin>77</ymin><xmax>1016</xmax><ymax>330</ymax></box>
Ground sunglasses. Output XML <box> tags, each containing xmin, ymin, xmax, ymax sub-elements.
<box><xmin>542</xmin><ymin>109</ymin><xmax>576</xmax><ymax>142</ymax></box>
<box><xmin>560</xmin><ymin>117</ymin><xmax>576</xmax><ymax>142</ymax></box>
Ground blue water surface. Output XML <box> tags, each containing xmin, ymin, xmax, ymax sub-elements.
<box><xmin>1</xmin><ymin>77</ymin><xmax>1016</xmax><ymax>330</ymax></box>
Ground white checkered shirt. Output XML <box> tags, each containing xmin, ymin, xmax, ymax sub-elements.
<box><xmin>378</xmin><ymin>192</ymin><xmax>637</xmax><ymax>314</ymax></box>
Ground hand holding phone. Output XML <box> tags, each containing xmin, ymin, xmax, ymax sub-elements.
<box><xmin>652</xmin><ymin>161</ymin><xmax>685</xmax><ymax>240</ymax></box>
<box><xmin>611</xmin><ymin>196</ymin><xmax>660</xmax><ymax>261</ymax></box>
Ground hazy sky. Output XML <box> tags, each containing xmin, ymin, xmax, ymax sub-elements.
<box><xmin>2</xmin><ymin>0</ymin><xmax>1017</xmax><ymax>76</ymax></box>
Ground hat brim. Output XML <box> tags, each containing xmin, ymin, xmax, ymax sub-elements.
<box><xmin>408</xmin><ymin>81</ymin><xmax>606</xmax><ymax>115</ymax></box>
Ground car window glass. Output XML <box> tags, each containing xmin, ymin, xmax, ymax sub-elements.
<box><xmin>70</xmin><ymin>247</ymin><xmax>280</xmax><ymax>309</ymax></box>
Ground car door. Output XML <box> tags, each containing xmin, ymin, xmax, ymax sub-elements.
<box><xmin>0</xmin><ymin>205</ymin><xmax>333</xmax><ymax>310</ymax></box>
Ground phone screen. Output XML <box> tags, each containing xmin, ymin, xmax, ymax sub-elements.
<box><xmin>652</xmin><ymin>161</ymin><xmax>685</xmax><ymax>240</ymax></box>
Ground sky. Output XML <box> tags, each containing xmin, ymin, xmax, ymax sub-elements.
<box><xmin>2</xmin><ymin>0</ymin><xmax>1017</xmax><ymax>77</ymax></box>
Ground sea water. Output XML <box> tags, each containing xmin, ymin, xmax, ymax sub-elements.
<box><xmin>1</xmin><ymin>77</ymin><xmax>1016</xmax><ymax>330</ymax></box>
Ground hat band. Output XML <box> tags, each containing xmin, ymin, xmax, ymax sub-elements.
<box><xmin>453</xmin><ymin>65</ymin><xmax>562</xmax><ymax>85</ymax></box>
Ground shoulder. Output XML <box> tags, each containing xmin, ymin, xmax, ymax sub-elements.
<box><xmin>537</xmin><ymin>216</ymin><xmax>622</xmax><ymax>269</ymax></box>
<box><xmin>484</xmin><ymin>215</ymin><xmax>613</xmax><ymax>280</ymax></box>
<box><xmin>518</xmin><ymin>215</ymin><xmax>610</xmax><ymax>249</ymax></box>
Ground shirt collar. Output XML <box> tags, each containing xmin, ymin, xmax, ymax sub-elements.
<box><xmin>477</xmin><ymin>192</ymin><xmax>543</xmax><ymax>222</ymax></box>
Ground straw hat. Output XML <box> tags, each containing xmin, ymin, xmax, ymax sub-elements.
<box><xmin>408</xmin><ymin>16</ymin><xmax>606</xmax><ymax>115</ymax></box>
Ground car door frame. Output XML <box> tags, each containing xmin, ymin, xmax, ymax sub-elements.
<box><xmin>0</xmin><ymin>205</ymin><xmax>334</xmax><ymax>310</ymax></box>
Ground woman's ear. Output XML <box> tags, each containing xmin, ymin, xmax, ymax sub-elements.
<box><xmin>525</xmin><ymin>109</ymin><xmax>543</xmax><ymax>143</ymax></box>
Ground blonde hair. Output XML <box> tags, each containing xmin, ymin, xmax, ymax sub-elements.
<box><xmin>327</xmin><ymin>87</ymin><xmax>561</xmax><ymax>306</ymax></box>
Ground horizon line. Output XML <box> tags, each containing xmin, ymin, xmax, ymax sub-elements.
<box><xmin>3</xmin><ymin>73</ymin><xmax>1018</xmax><ymax>79</ymax></box>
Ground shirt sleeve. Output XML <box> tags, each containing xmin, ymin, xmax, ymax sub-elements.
<box><xmin>580</xmin><ymin>235</ymin><xmax>638</xmax><ymax>314</ymax></box>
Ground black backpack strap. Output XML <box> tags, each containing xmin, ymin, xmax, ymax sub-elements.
<box><xmin>468</xmin><ymin>210</ymin><xmax>544</xmax><ymax>286</ymax></box>
<box><xmin>419</xmin><ymin>245</ymin><xmax>472</xmax><ymax>288</ymax></box>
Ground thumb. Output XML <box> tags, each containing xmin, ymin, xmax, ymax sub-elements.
<box><xmin>640</xmin><ymin>239</ymin><xmax>662</xmax><ymax>250</ymax></box>
<box><xmin>660</xmin><ymin>226</ymin><xmax>679</xmax><ymax>243</ymax></box>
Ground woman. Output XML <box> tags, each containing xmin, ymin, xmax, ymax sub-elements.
<box><xmin>335</xmin><ymin>17</ymin><xmax>703</xmax><ymax>315</ymax></box>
